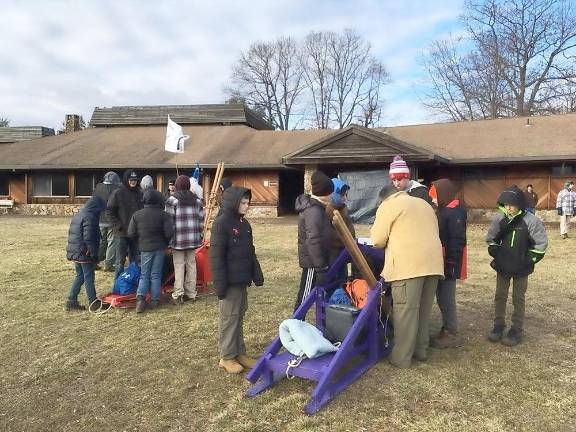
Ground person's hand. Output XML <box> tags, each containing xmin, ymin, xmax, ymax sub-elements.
<box><xmin>488</xmin><ymin>244</ymin><xmax>499</xmax><ymax>258</ymax></box>
<box><xmin>529</xmin><ymin>250</ymin><xmax>544</xmax><ymax>264</ymax></box>
<box><xmin>557</xmin><ymin>207</ymin><xmax>563</xmax><ymax>216</ymax></box>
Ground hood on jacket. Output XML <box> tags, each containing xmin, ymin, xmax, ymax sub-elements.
<box><xmin>122</xmin><ymin>169</ymin><xmax>140</xmax><ymax>188</ymax></box>
<box><xmin>497</xmin><ymin>185</ymin><xmax>526</xmax><ymax>210</ymax></box>
<box><xmin>173</xmin><ymin>189</ymin><xmax>200</xmax><ymax>206</ymax></box>
<box><xmin>103</xmin><ymin>171</ymin><xmax>121</xmax><ymax>185</ymax></box>
<box><xmin>220</xmin><ymin>186</ymin><xmax>251</xmax><ymax>216</ymax></box>
<box><xmin>142</xmin><ymin>189</ymin><xmax>164</xmax><ymax>208</ymax></box>
<box><xmin>140</xmin><ymin>175</ymin><xmax>154</xmax><ymax>190</ymax></box>
<box><xmin>431</xmin><ymin>179</ymin><xmax>457</xmax><ymax>208</ymax></box>
<box><xmin>295</xmin><ymin>193</ymin><xmax>328</xmax><ymax>213</ymax></box>
<box><xmin>82</xmin><ymin>196</ymin><xmax>106</xmax><ymax>215</ymax></box>
<box><xmin>330</xmin><ymin>178</ymin><xmax>350</xmax><ymax>208</ymax></box>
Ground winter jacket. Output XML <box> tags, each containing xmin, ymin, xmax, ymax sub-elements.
<box><xmin>432</xmin><ymin>179</ymin><xmax>467</xmax><ymax>280</ymax></box>
<box><xmin>106</xmin><ymin>170</ymin><xmax>144</xmax><ymax>237</ymax></box>
<box><xmin>524</xmin><ymin>190</ymin><xmax>538</xmax><ymax>208</ymax></box>
<box><xmin>556</xmin><ymin>188</ymin><xmax>576</xmax><ymax>216</ymax></box>
<box><xmin>486</xmin><ymin>187</ymin><xmax>548</xmax><ymax>278</ymax></box>
<box><xmin>92</xmin><ymin>171</ymin><xmax>121</xmax><ymax>226</ymax></box>
<box><xmin>165</xmin><ymin>190</ymin><xmax>204</xmax><ymax>250</ymax></box>
<box><xmin>296</xmin><ymin>194</ymin><xmax>333</xmax><ymax>270</ymax></box>
<box><xmin>128</xmin><ymin>189</ymin><xmax>174</xmax><ymax>252</ymax></box>
<box><xmin>209</xmin><ymin>187</ymin><xmax>264</xmax><ymax>299</ymax></box>
<box><xmin>405</xmin><ymin>179</ymin><xmax>433</xmax><ymax>205</ymax></box>
<box><xmin>371</xmin><ymin>191</ymin><xmax>444</xmax><ymax>282</ymax></box>
<box><xmin>66</xmin><ymin>196</ymin><xmax>106</xmax><ymax>262</ymax></box>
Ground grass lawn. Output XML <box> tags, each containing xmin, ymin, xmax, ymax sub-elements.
<box><xmin>0</xmin><ymin>216</ymin><xmax>575</xmax><ymax>432</ymax></box>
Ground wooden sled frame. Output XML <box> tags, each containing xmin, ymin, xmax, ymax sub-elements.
<box><xmin>246</xmin><ymin>243</ymin><xmax>392</xmax><ymax>414</ymax></box>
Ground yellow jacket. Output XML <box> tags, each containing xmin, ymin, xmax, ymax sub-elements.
<box><xmin>370</xmin><ymin>191</ymin><xmax>444</xmax><ymax>282</ymax></box>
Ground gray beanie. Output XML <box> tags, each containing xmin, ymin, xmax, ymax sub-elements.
<box><xmin>140</xmin><ymin>175</ymin><xmax>154</xmax><ymax>190</ymax></box>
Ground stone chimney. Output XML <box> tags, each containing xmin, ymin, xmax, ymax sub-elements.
<box><xmin>65</xmin><ymin>114</ymin><xmax>81</xmax><ymax>133</ymax></box>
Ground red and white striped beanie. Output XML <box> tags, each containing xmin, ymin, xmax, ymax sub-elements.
<box><xmin>389</xmin><ymin>155</ymin><xmax>410</xmax><ymax>179</ymax></box>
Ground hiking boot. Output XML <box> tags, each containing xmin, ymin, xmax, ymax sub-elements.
<box><xmin>103</xmin><ymin>266</ymin><xmax>115</xmax><ymax>273</ymax></box>
<box><xmin>236</xmin><ymin>354</ymin><xmax>257</xmax><ymax>369</ymax></box>
<box><xmin>149</xmin><ymin>300</ymin><xmax>159</xmax><ymax>309</ymax></box>
<box><xmin>501</xmin><ymin>327</ymin><xmax>523</xmax><ymax>346</ymax></box>
<box><xmin>171</xmin><ymin>295</ymin><xmax>184</xmax><ymax>305</ymax></box>
<box><xmin>488</xmin><ymin>324</ymin><xmax>506</xmax><ymax>342</ymax></box>
<box><xmin>65</xmin><ymin>300</ymin><xmax>86</xmax><ymax>311</ymax></box>
<box><xmin>413</xmin><ymin>351</ymin><xmax>428</xmax><ymax>362</ymax></box>
<box><xmin>219</xmin><ymin>358</ymin><xmax>244</xmax><ymax>374</ymax></box>
<box><xmin>135</xmin><ymin>296</ymin><xmax>146</xmax><ymax>313</ymax></box>
<box><xmin>562</xmin><ymin>233</ymin><xmax>568</xmax><ymax>239</ymax></box>
<box><xmin>183</xmin><ymin>294</ymin><xmax>196</xmax><ymax>303</ymax></box>
<box><xmin>431</xmin><ymin>330</ymin><xmax>463</xmax><ymax>349</ymax></box>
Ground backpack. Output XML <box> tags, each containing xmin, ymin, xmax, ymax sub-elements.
<box><xmin>344</xmin><ymin>279</ymin><xmax>369</xmax><ymax>309</ymax></box>
<box><xmin>113</xmin><ymin>262</ymin><xmax>141</xmax><ymax>295</ymax></box>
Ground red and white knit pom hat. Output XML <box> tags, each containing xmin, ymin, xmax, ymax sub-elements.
<box><xmin>389</xmin><ymin>155</ymin><xmax>410</xmax><ymax>179</ymax></box>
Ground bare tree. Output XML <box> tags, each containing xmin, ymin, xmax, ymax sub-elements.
<box><xmin>0</xmin><ymin>117</ymin><xmax>9</xmax><ymax>127</ymax></box>
<box><xmin>424</xmin><ymin>0</ymin><xmax>576</xmax><ymax>120</ymax></box>
<box><xmin>357</xmin><ymin>59</ymin><xmax>390</xmax><ymax>127</ymax></box>
<box><xmin>225</xmin><ymin>37</ymin><xmax>305</xmax><ymax>130</ymax></box>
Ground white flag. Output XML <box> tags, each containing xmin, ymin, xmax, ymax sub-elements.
<box><xmin>165</xmin><ymin>115</ymin><xmax>189</xmax><ymax>153</ymax></box>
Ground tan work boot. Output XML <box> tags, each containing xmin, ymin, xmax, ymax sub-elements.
<box><xmin>219</xmin><ymin>358</ymin><xmax>244</xmax><ymax>374</ymax></box>
<box><xmin>236</xmin><ymin>354</ymin><xmax>257</xmax><ymax>369</ymax></box>
<box><xmin>432</xmin><ymin>330</ymin><xmax>463</xmax><ymax>348</ymax></box>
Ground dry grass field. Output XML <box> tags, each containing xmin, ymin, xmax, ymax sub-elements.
<box><xmin>0</xmin><ymin>216</ymin><xmax>575</xmax><ymax>432</ymax></box>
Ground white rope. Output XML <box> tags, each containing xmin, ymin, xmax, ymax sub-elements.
<box><xmin>89</xmin><ymin>298</ymin><xmax>112</xmax><ymax>315</ymax></box>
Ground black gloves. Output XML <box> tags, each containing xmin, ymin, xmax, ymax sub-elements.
<box><xmin>488</xmin><ymin>244</ymin><xmax>500</xmax><ymax>258</ymax></box>
<box><xmin>557</xmin><ymin>207</ymin><xmax>563</xmax><ymax>216</ymax></box>
<box><xmin>529</xmin><ymin>250</ymin><xmax>545</xmax><ymax>264</ymax></box>
<box><xmin>253</xmin><ymin>277</ymin><xmax>264</xmax><ymax>287</ymax></box>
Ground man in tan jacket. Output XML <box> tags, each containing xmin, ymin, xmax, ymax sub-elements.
<box><xmin>371</xmin><ymin>183</ymin><xmax>444</xmax><ymax>368</ymax></box>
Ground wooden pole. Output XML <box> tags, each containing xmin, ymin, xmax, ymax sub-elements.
<box><xmin>203</xmin><ymin>162</ymin><xmax>225</xmax><ymax>238</ymax></box>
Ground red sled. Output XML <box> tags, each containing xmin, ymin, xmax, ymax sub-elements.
<box><xmin>90</xmin><ymin>242</ymin><xmax>214</xmax><ymax>313</ymax></box>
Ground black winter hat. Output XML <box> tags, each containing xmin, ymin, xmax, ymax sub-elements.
<box><xmin>497</xmin><ymin>185</ymin><xmax>526</xmax><ymax>210</ymax></box>
<box><xmin>311</xmin><ymin>171</ymin><xmax>334</xmax><ymax>196</ymax></box>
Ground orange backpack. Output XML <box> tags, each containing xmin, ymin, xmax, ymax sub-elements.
<box><xmin>344</xmin><ymin>279</ymin><xmax>369</xmax><ymax>309</ymax></box>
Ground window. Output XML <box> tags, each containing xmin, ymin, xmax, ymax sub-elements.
<box><xmin>552</xmin><ymin>164</ymin><xmax>576</xmax><ymax>177</ymax></box>
<box><xmin>32</xmin><ymin>173</ymin><xmax>69</xmax><ymax>196</ymax></box>
<box><xmin>0</xmin><ymin>173</ymin><xmax>9</xmax><ymax>196</ymax></box>
<box><xmin>463</xmin><ymin>166</ymin><xmax>505</xmax><ymax>179</ymax></box>
<box><xmin>75</xmin><ymin>173</ymin><xmax>97</xmax><ymax>196</ymax></box>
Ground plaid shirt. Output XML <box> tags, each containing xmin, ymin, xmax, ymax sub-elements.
<box><xmin>556</xmin><ymin>188</ymin><xmax>576</xmax><ymax>216</ymax></box>
<box><xmin>165</xmin><ymin>195</ymin><xmax>204</xmax><ymax>249</ymax></box>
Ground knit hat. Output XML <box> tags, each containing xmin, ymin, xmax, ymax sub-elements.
<box><xmin>175</xmin><ymin>175</ymin><xmax>191</xmax><ymax>191</ymax></box>
<box><xmin>497</xmin><ymin>185</ymin><xmax>526</xmax><ymax>210</ymax></box>
<box><xmin>140</xmin><ymin>175</ymin><xmax>154</xmax><ymax>190</ymax></box>
<box><xmin>389</xmin><ymin>155</ymin><xmax>410</xmax><ymax>180</ymax></box>
<box><xmin>311</xmin><ymin>171</ymin><xmax>334</xmax><ymax>196</ymax></box>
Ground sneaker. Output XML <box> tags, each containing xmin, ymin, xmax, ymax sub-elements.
<box><xmin>65</xmin><ymin>300</ymin><xmax>86</xmax><ymax>311</ymax></box>
<box><xmin>171</xmin><ymin>295</ymin><xmax>184</xmax><ymax>305</ymax></box>
<box><xmin>501</xmin><ymin>327</ymin><xmax>523</xmax><ymax>346</ymax></box>
<box><xmin>135</xmin><ymin>296</ymin><xmax>146</xmax><ymax>313</ymax></box>
<box><xmin>236</xmin><ymin>354</ymin><xmax>257</xmax><ymax>369</ymax></box>
<box><xmin>219</xmin><ymin>358</ymin><xmax>244</xmax><ymax>374</ymax></box>
<box><xmin>183</xmin><ymin>294</ymin><xmax>196</xmax><ymax>303</ymax></box>
<box><xmin>488</xmin><ymin>324</ymin><xmax>506</xmax><ymax>342</ymax></box>
<box><xmin>431</xmin><ymin>331</ymin><xmax>463</xmax><ymax>349</ymax></box>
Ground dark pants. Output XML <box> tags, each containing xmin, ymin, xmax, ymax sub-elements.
<box><xmin>294</xmin><ymin>268</ymin><xmax>317</xmax><ymax>312</ymax></box>
<box><xmin>137</xmin><ymin>250</ymin><xmax>165</xmax><ymax>301</ymax></box>
<box><xmin>114</xmin><ymin>236</ymin><xmax>139</xmax><ymax>282</ymax></box>
<box><xmin>494</xmin><ymin>273</ymin><xmax>528</xmax><ymax>330</ymax></box>
<box><xmin>436</xmin><ymin>278</ymin><xmax>458</xmax><ymax>333</ymax></box>
<box><xmin>219</xmin><ymin>285</ymin><xmax>248</xmax><ymax>359</ymax></box>
<box><xmin>68</xmin><ymin>262</ymin><xmax>97</xmax><ymax>303</ymax></box>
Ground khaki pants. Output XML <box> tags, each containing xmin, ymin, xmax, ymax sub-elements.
<box><xmin>494</xmin><ymin>273</ymin><xmax>528</xmax><ymax>330</ymax></box>
<box><xmin>389</xmin><ymin>276</ymin><xmax>439</xmax><ymax>368</ymax></box>
<box><xmin>172</xmin><ymin>249</ymin><xmax>197</xmax><ymax>299</ymax></box>
<box><xmin>219</xmin><ymin>285</ymin><xmax>248</xmax><ymax>359</ymax></box>
<box><xmin>560</xmin><ymin>214</ymin><xmax>572</xmax><ymax>236</ymax></box>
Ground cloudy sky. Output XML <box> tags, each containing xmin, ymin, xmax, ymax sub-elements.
<box><xmin>0</xmin><ymin>0</ymin><xmax>464</xmax><ymax>130</ymax></box>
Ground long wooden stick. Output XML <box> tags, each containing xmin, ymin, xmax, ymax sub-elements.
<box><xmin>203</xmin><ymin>162</ymin><xmax>224</xmax><ymax>238</ymax></box>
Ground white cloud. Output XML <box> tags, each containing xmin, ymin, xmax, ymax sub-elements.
<box><xmin>0</xmin><ymin>0</ymin><xmax>464</xmax><ymax>129</ymax></box>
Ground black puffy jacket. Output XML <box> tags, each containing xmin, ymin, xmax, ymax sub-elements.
<box><xmin>128</xmin><ymin>189</ymin><xmax>174</xmax><ymax>252</ymax></box>
<box><xmin>209</xmin><ymin>187</ymin><xmax>264</xmax><ymax>298</ymax></box>
<box><xmin>106</xmin><ymin>170</ymin><xmax>143</xmax><ymax>236</ymax></box>
<box><xmin>295</xmin><ymin>194</ymin><xmax>332</xmax><ymax>269</ymax></box>
<box><xmin>66</xmin><ymin>196</ymin><xmax>106</xmax><ymax>262</ymax></box>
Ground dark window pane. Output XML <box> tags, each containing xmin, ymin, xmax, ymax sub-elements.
<box><xmin>52</xmin><ymin>174</ymin><xmax>69</xmax><ymax>196</ymax></box>
<box><xmin>552</xmin><ymin>165</ymin><xmax>576</xmax><ymax>176</ymax></box>
<box><xmin>0</xmin><ymin>173</ymin><xmax>8</xmax><ymax>196</ymax></box>
<box><xmin>76</xmin><ymin>173</ymin><xmax>95</xmax><ymax>196</ymax></box>
<box><xmin>32</xmin><ymin>174</ymin><xmax>51</xmax><ymax>196</ymax></box>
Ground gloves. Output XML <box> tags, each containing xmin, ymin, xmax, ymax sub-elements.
<box><xmin>253</xmin><ymin>277</ymin><xmax>264</xmax><ymax>287</ymax></box>
<box><xmin>557</xmin><ymin>208</ymin><xmax>563</xmax><ymax>216</ymax></box>
<box><xmin>488</xmin><ymin>244</ymin><xmax>500</xmax><ymax>258</ymax></box>
<box><xmin>529</xmin><ymin>250</ymin><xmax>545</xmax><ymax>264</ymax></box>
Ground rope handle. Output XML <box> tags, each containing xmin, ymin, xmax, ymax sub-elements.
<box><xmin>89</xmin><ymin>298</ymin><xmax>113</xmax><ymax>315</ymax></box>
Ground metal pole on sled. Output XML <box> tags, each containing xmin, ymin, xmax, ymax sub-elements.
<box><xmin>246</xmin><ymin>209</ymin><xmax>392</xmax><ymax>414</ymax></box>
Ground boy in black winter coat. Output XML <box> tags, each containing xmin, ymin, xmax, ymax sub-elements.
<box><xmin>128</xmin><ymin>189</ymin><xmax>174</xmax><ymax>313</ymax></box>
<box><xmin>486</xmin><ymin>185</ymin><xmax>548</xmax><ymax>346</ymax></box>
<box><xmin>65</xmin><ymin>196</ymin><xmax>106</xmax><ymax>311</ymax></box>
<box><xmin>429</xmin><ymin>179</ymin><xmax>467</xmax><ymax>348</ymax></box>
<box><xmin>210</xmin><ymin>186</ymin><xmax>264</xmax><ymax>374</ymax></box>
<box><xmin>294</xmin><ymin>171</ymin><xmax>334</xmax><ymax>311</ymax></box>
